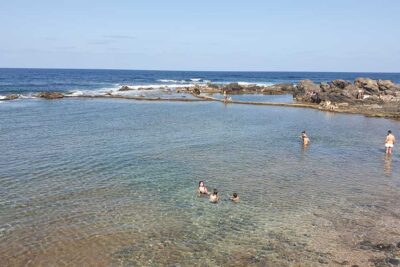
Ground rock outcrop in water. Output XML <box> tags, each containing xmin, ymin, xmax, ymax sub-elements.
<box><xmin>37</xmin><ymin>92</ymin><xmax>64</xmax><ymax>99</ymax></box>
<box><xmin>293</xmin><ymin>78</ymin><xmax>400</xmax><ymax>118</ymax></box>
<box><xmin>195</xmin><ymin>82</ymin><xmax>295</xmax><ymax>95</ymax></box>
<box><xmin>2</xmin><ymin>94</ymin><xmax>20</xmax><ymax>101</ymax></box>
<box><xmin>118</xmin><ymin>85</ymin><xmax>131</xmax><ymax>91</ymax></box>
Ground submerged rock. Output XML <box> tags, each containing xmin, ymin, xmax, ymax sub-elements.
<box><xmin>3</xmin><ymin>94</ymin><xmax>19</xmax><ymax>100</ymax></box>
<box><xmin>37</xmin><ymin>92</ymin><xmax>64</xmax><ymax>99</ymax></box>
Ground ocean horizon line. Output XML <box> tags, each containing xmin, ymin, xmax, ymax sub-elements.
<box><xmin>0</xmin><ymin>67</ymin><xmax>399</xmax><ymax>74</ymax></box>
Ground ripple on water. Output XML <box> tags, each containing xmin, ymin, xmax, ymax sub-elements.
<box><xmin>0</xmin><ymin>99</ymin><xmax>399</xmax><ymax>266</ymax></box>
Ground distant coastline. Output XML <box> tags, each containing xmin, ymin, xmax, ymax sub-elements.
<box><xmin>2</xmin><ymin>77</ymin><xmax>399</xmax><ymax>120</ymax></box>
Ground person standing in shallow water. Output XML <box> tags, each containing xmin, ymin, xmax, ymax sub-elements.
<box><xmin>385</xmin><ymin>130</ymin><xmax>396</xmax><ymax>154</ymax></box>
<box><xmin>301</xmin><ymin>131</ymin><xmax>310</xmax><ymax>145</ymax></box>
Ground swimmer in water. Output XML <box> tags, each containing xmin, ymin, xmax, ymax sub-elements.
<box><xmin>301</xmin><ymin>130</ymin><xmax>310</xmax><ymax>145</ymax></box>
<box><xmin>229</xmin><ymin>192</ymin><xmax>239</xmax><ymax>202</ymax></box>
<box><xmin>385</xmin><ymin>130</ymin><xmax>396</xmax><ymax>155</ymax></box>
<box><xmin>209</xmin><ymin>189</ymin><xmax>220</xmax><ymax>203</ymax></box>
<box><xmin>197</xmin><ymin>181</ymin><xmax>209</xmax><ymax>195</ymax></box>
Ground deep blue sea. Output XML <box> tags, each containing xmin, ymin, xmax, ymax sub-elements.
<box><xmin>1</xmin><ymin>68</ymin><xmax>400</xmax><ymax>266</ymax></box>
<box><xmin>1</xmin><ymin>68</ymin><xmax>400</xmax><ymax>96</ymax></box>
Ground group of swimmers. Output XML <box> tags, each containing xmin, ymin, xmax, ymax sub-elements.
<box><xmin>197</xmin><ymin>181</ymin><xmax>239</xmax><ymax>203</ymax></box>
<box><xmin>300</xmin><ymin>130</ymin><xmax>396</xmax><ymax>155</ymax></box>
<box><xmin>198</xmin><ymin>130</ymin><xmax>395</xmax><ymax>204</ymax></box>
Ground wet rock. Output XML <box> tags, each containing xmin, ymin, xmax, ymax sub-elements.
<box><xmin>37</xmin><ymin>92</ymin><xmax>64</xmax><ymax>99</ymax></box>
<box><xmin>3</xmin><ymin>94</ymin><xmax>19</xmax><ymax>100</ymax></box>
<box><xmin>118</xmin><ymin>85</ymin><xmax>131</xmax><ymax>91</ymax></box>
<box><xmin>192</xmin><ymin>88</ymin><xmax>200</xmax><ymax>95</ymax></box>
<box><xmin>397</xmin><ymin>242</ymin><xmax>400</xmax><ymax>248</ymax></box>
<box><xmin>387</xmin><ymin>258</ymin><xmax>400</xmax><ymax>265</ymax></box>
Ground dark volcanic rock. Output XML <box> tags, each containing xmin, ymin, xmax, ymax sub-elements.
<box><xmin>271</xmin><ymin>83</ymin><xmax>295</xmax><ymax>92</ymax></box>
<box><xmin>293</xmin><ymin>80</ymin><xmax>320</xmax><ymax>101</ymax></box>
<box><xmin>320</xmin><ymin>82</ymin><xmax>330</xmax><ymax>91</ymax></box>
<box><xmin>260</xmin><ymin>83</ymin><xmax>295</xmax><ymax>94</ymax></box>
<box><xmin>294</xmin><ymin>78</ymin><xmax>400</xmax><ymax>110</ymax></box>
<box><xmin>119</xmin><ymin>85</ymin><xmax>131</xmax><ymax>91</ymax></box>
<box><xmin>378</xmin><ymin>80</ymin><xmax>395</xmax><ymax>90</ymax></box>
<box><xmin>341</xmin><ymin>84</ymin><xmax>359</xmax><ymax>99</ymax></box>
<box><xmin>387</xmin><ymin>258</ymin><xmax>400</xmax><ymax>265</ymax></box>
<box><xmin>332</xmin><ymin>79</ymin><xmax>351</xmax><ymax>89</ymax></box>
<box><xmin>38</xmin><ymin>92</ymin><xmax>64</xmax><ymax>99</ymax></box>
<box><xmin>355</xmin><ymin>77</ymin><xmax>379</xmax><ymax>94</ymax></box>
<box><xmin>222</xmin><ymin>82</ymin><xmax>244</xmax><ymax>92</ymax></box>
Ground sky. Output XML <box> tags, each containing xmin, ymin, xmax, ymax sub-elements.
<box><xmin>0</xmin><ymin>0</ymin><xmax>399</xmax><ymax>72</ymax></box>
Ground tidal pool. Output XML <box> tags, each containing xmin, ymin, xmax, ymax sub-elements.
<box><xmin>0</xmin><ymin>98</ymin><xmax>399</xmax><ymax>266</ymax></box>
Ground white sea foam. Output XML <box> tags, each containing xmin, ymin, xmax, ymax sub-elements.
<box><xmin>119</xmin><ymin>84</ymin><xmax>196</xmax><ymax>91</ymax></box>
<box><xmin>19</xmin><ymin>94</ymin><xmax>36</xmax><ymax>99</ymax></box>
<box><xmin>66</xmin><ymin>86</ymin><xmax>121</xmax><ymax>97</ymax></box>
<box><xmin>157</xmin><ymin>79</ymin><xmax>187</xmax><ymax>83</ymax></box>
<box><xmin>235</xmin><ymin>81</ymin><xmax>275</xmax><ymax>87</ymax></box>
<box><xmin>0</xmin><ymin>95</ymin><xmax>6</xmax><ymax>100</ymax></box>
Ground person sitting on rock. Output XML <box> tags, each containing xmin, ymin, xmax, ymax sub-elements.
<box><xmin>198</xmin><ymin>181</ymin><xmax>209</xmax><ymax>195</ymax></box>
<box><xmin>301</xmin><ymin>131</ymin><xmax>310</xmax><ymax>145</ymax></box>
<box><xmin>385</xmin><ymin>130</ymin><xmax>396</xmax><ymax>155</ymax></box>
<box><xmin>229</xmin><ymin>192</ymin><xmax>239</xmax><ymax>202</ymax></box>
<box><xmin>209</xmin><ymin>189</ymin><xmax>220</xmax><ymax>203</ymax></box>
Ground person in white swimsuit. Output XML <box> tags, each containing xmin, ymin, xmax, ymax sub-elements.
<box><xmin>301</xmin><ymin>131</ymin><xmax>310</xmax><ymax>145</ymax></box>
<box><xmin>385</xmin><ymin>130</ymin><xmax>396</xmax><ymax>154</ymax></box>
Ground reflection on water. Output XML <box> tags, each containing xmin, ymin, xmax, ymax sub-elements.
<box><xmin>0</xmin><ymin>99</ymin><xmax>399</xmax><ymax>266</ymax></box>
<box><xmin>383</xmin><ymin>154</ymin><xmax>393</xmax><ymax>176</ymax></box>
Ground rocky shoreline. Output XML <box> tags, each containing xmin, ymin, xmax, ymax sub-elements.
<box><xmin>2</xmin><ymin>78</ymin><xmax>400</xmax><ymax>120</ymax></box>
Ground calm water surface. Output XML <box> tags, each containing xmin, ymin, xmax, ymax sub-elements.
<box><xmin>0</xmin><ymin>98</ymin><xmax>399</xmax><ymax>266</ymax></box>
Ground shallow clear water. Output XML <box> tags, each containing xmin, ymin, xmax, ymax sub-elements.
<box><xmin>0</xmin><ymin>98</ymin><xmax>400</xmax><ymax>266</ymax></box>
